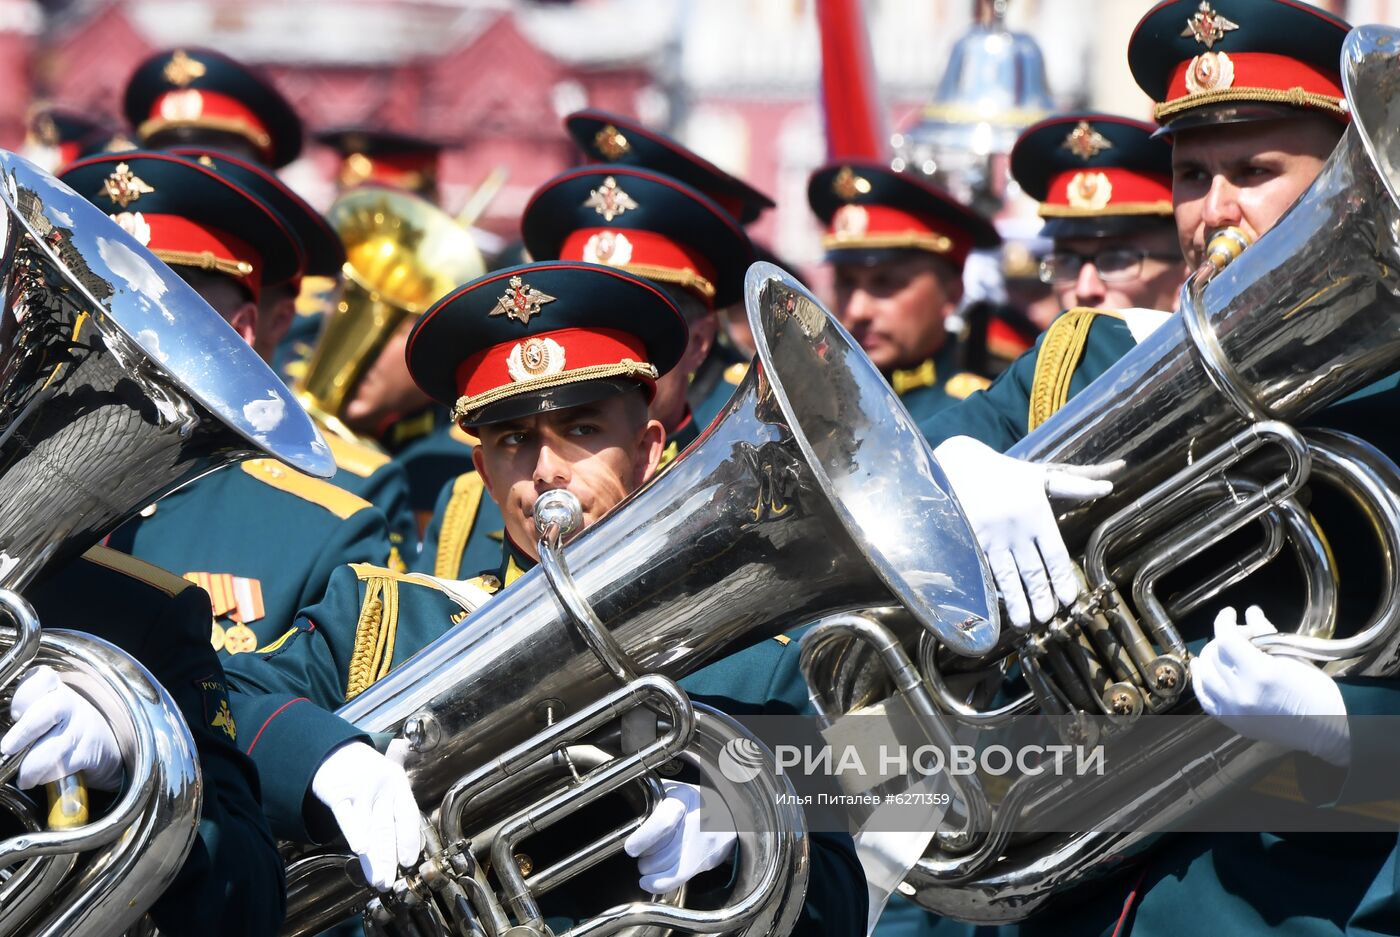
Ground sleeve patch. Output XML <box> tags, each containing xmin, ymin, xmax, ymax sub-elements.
<box><xmin>197</xmin><ymin>675</ymin><xmax>237</xmax><ymax>742</ymax></box>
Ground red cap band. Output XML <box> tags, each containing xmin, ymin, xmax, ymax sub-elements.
<box><xmin>1040</xmin><ymin>166</ymin><xmax>1173</xmax><ymax>217</ymax></box>
<box><xmin>824</xmin><ymin>202</ymin><xmax>975</xmax><ymax>267</ymax></box>
<box><xmin>560</xmin><ymin>228</ymin><xmax>719</xmax><ymax>305</ymax></box>
<box><xmin>1159</xmin><ymin>51</ymin><xmax>1344</xmax><ymax>120</ymax></box>
<box><xmin>141</xmin><ymin>89</ymin><xmax>274</xmax><ymax>157</ymax></box>
<box><xmin>454</xmin><ymin>326</ymin><xmax>653</xmax><ymax>402</ymax></box>
<box><xmin>126</xmin><ymin>211</ymin><xmax>263</xmax><ymax>301</ymax></box>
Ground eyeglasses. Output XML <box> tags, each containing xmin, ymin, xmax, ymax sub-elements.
<box><xmin>1037</xmin><ymin>249</ymin><xmax>1178</xmax><ymax>285</ymax></box>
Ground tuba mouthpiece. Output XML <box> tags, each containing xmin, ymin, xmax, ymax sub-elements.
<box><xmin>1204</xmin><ymin>226</ymin><xmax>1252</xmax><ymax>272</ymax></box>
<box><xmin>534</xmin><ymin>489</ymin><xmax>583</xmax><ymax>540</ymax></box>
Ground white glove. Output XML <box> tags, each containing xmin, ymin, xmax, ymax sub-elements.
<box><xmin>311</xmin><ymin>741</ymin><xmax>423</xmax><ymax>891</ymax></box>
<box><xmin>933</xmin><ymin>436</ymin><xmax>1119</xmax><ymax>629</ymax></box>
<box><xmin>624</xmin><ymin>780</ymin><xmax>737</xmax><ymax>894</ymax></box>
<box><xmin>1</xmin><ymin>665</ymin><xmax>122</xmax><ymax>791</ymax></box>
<box><xmin>1192</xmin><ymin>606</ymin><xmax>1350</xmax><ymax>766</ymax></box>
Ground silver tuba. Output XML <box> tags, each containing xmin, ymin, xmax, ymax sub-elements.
<box><xmin>803</xmin><ymin>22</ymin><xmax>1400</xmax><ymax>924</ymax></box>
<box><xmin>279</xmin><ymin>263</ymin><xmax>1002</xmax><ymax>936</ymax></box>
<box><xmin>0</xmin><ymin>150</ymin><xmax>334</xmax><ymax>935</ymax></box>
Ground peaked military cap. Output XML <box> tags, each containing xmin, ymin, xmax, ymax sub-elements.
<box><xmin>407</xmin><ymin>261</ymin><xmax>688</xmax><ymax>427</ymax></box>
<box><xmin>25</xmin><ymin>106</ymin><xmax>132</xmax><ymax>173</ymax></box>
<box><xmin>1128</xmin><ymin>0</ymin><xmax>1350</xmax><ymax>134</ymax></box>
<box><xmin>168</xmin><ymin>146</ymin><xmax>345</xmax><ymax>281</ymax></box>
<box><xmin>565</xmin><ymin>109</ymin><xmax>774</xmax><ymax>225</ymax></box>
<box><xmin>522</xmin><ymin>165</ymin><xmax>755</xmax><ymax>308</ymax></box>
<box><xmin>314</xmin><ymin>127</ymin><xmax>447</xmax><ymax>198</ymax></box>
<box><xmin>124</xmin><ymin>47</ymin><xmax>303</xmax><ymax>168</ymax></box>
<box><xmin>1011</xmin><ymin>114</ymin><xmax>1174</xmax><ymax>239</ymax></box>
<box><xmin>807</xmin><ymin>160</ymin><xmax>1000</xmax><ymax>269</ymax></box>
<box><xmin>60</xmin><ymin>150</ymin><xmax>304</xmax><ymax>301</ymax></box>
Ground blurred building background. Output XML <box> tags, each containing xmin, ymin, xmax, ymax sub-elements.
<box><xmin>0</xmin><ymin>0</ymin><xmax>1363</xmax><ymax>263</ymax></box>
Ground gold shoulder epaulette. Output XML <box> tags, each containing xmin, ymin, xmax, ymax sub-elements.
<box><xmin>324</xmin><ymin>433</ymin><xmax>390</xmax><ymax>479</ymax></box>
<box><xmin>723</xmin><ymin>361</ymin><xmax>749</xmax><ymax>386</ymax></box>
<box><xmin>945</xmin><ymin>371</ymin><xmax>991</xmax><ymax>400</ymax></box>
<box><xmin>1027</xmin><ymin>307</ymin><xmax>1126</xmax><ymax>431</ymax></box>
<box><xmin>435</xmin><ymin>473</ymin><xmax>486</xmax><ymax>579</ymax></box>
<box><xmin>80</xmin><ymin>545</ymin><xmax>191</xmax><ymax>598</ymax></box>
<box><xmin>241</xmin><ymin>459</ymin><xmax>374</xmax><ymax>519</ymax></box>
<box><xmin>450</xmin><ymin>424</ymin><xmax>480</xmax><ymax>447</ymax></box>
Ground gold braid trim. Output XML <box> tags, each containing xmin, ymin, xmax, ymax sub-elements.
<box><xmin>453</xmin><ymin>360</ymin><xmax>659</xmax><ymax>423</ymax></box>
<box><xmin>435</xmin><ymin>473</ymin><xmax>486</xmax><ymax>579</ymax></box>
<box><xmin>891</xmin><ymin>359</ymin><xmax>937</xmax><ymax>395</ymax></box>
<box><xmin>1154</xmin><ymin>87</ymin><xmax>1344</xmax><ymax>121</ymax></box>
<box><xmin>344</xmin><ymin>572</ymin><xmax>400</xmax><ymax>701</ymax></box>
<box><xmin>1028</xmin><ymin>308</ymin><xmax>1125</xmax><ymax>431</ymax></box>
<box><xmin>1039</xmin><ymin>201</ymin><xmax>1173</xmax><ymax>218</ymax></box>
<box><xmin>345</xmin><ymin>578</ymin><xmax>382</xmax><ymax>701</ymax></box>
<box><xmin>616</xmin><ymin>263</ymin><xmax>716</xmax><ymax>300</ymax></box>
<box><xmin>153</xmin><ymin>249</ymin><xmax>254</xmax><ymax>278</ymax></box>
<box><xmin>138</xmin><ymin>115</ymin><xmax>273</xmax><ymax>151</ymax></box>
<box><xmin>822</xmin><ymin>232</ymin><xmax>953</xmax><ymax>254</ymax></box>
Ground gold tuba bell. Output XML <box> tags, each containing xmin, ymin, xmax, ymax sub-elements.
<box><xmin>294</xmin><ymin>187</ymin><xmax>486</xmax><ymax>445</ymax></box>
<box><xmin>278</xmin><ymin>263</ymin><xmax>1002</xmax><ymax>936</ymax></box>
<box><xmin>801</xmin><ymin>22</ymin><xmax>1400</xmax><ymax>924</ymax></box>
<box><xmin>0</xmin><ymin>149</ymin><xmax>333</xmax><ymax>934</ymax></box>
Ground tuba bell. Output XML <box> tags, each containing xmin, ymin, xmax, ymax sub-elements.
<box><xmin>294</xmin><ymin>186</ymin><xmax>485</xmax><ymax>446</ymax></box>
<box><xmin>0</xmin><ymin>149</ymin><xmax>334</xmax><ymax>935</ymax></box>
<box><xmin>279</xmin><ymin>263</ymin><xmax>1002</xmax><ymax>936</ymax></box>
<box><xmin>801</xmin><ymin>22</ymin><xmax>1400</xmax><ymax>924</ymax></box>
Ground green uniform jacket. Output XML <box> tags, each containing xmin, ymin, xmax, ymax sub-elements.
<box><xmin>225</xmin><ymin>543</ymin><xmax>866</xmax><ymax>935</ymax></box>
<box><xmin>319</xmin><ymin>433</ymin><xmax>418</xmax><ymax>569</ymax></box>
<box><xmin>30</xmin><ymin>547</ymin><xmax>284</xmax><ymax>937</ymax></box>
<box><xmin>894</xmin><ymin>308</ymin><xmax>1400</xmax><ymax>936</ymax></box>
<box><xmin>104</xmin><ymin>459</ymin><xmax>393</xmax><ymax>665</ymax></box>
<box><xmin>917</xmin><ymin>309</ymin><xmax>1138</xmax><ymax>452</ymax></box>
<box><xmin>688</xmin><ymin>342</ymin><xmax>749</xmax><ymax>431</ymax></box>
<box><xmin>383</xmin><ymin>406</ymin><xmax>476</xmax><ymax>530</ymax></box>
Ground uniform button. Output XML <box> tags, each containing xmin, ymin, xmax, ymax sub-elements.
<box><xmin>480</xmin><ymin>575</ymin><xmax>501</xmax><ymax>591</ymax></box>
<box><xmin>139</xmin><ymin>503</ymin><xmax>157</xmax><ymax>518</ymax></box>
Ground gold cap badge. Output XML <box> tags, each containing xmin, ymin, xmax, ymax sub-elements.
<box><xmin>594</xmin><ymin>124</ymin><xmax>630</xmax><ymax>160</ymax></box>
<box><xmin>832</xmin><ymin>204</ymin><xmax>869</xmax><ymax>239</ymax></box>
<box><xmin>583</xmin><ymin>230</ymin><xmax>633</xmax><ymax>266</ymax></box>
<box><xmin>1184</xmin><ymin>51</ymin><xmax>1235</xmax><ymax>94</ymax></box>
<box><xmin>832</xmin><ymin>166</ymin><xmax>871</xmax><ymax>201</ymax></box>
<box><xmin>101</xmin><ymin>162</ymin><xmax>155</xmax><ymax>208</ymax></box>
<box><xmin>507</xmin><ymin>336</ymin><xmax>566</xmax><ymax>382</ymax></box>
<box><xmin>491</xmin><ymin>276</ymin><xmax>557</xmax><ymax>326</ymax></box>
<box><xmin>584</xmin><ymin>176</ymin><xmax>639</xmax><ymax>222</ymax></box>
<box><xmin>163</xmin><ymin>49</ymin><xmax>207</xmax><ymax>87</ymax></box>
<box><xmin>1182</xmin><ymin>2</ymin><xmax>1239</xmax><ymax>49</ymax></box>
<box><xmin>1067</xmin><ymin>172</ymin><xmax>1113</xmax><ymax>211</ymax></box>
<box><xmin>1062</xmin><ymin>121</ymin><xmax>1113</xmax><ymax>161</ymax></box>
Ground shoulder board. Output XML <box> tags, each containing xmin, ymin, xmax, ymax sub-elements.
<box><xmin>891</xmin><ymin>358</ymin><xmax>937</xmax><ymax>395</ymax></box>
<box><xmin>241</xmin><ymin>459</ymin><xmax>374</xmax><ymax>519</ymax></box>
<box><xmin>944</xmin><ymin>371</ymin><xmax>991</xmax><ymax>400</ymax></box>
<box><xmin>324</xmin><ymin>433</ymin><xmax>390</xmax><ymax>478</ymax></box>
<box><xmin>349</xmin><ymin>562</ymin><xmax>450</xmax><ymax>589</ymax></box>
<box><xmin>80</xmin><ymin>545</ymin><xmax>193</xmax><ymax>597</ymax></box>
<box><xmin>435</xmin><ymin>473</ymin><xmax>486</xmax><ymax>579</ymax></box>
<box><xmin>1027</xmin><ymin>308</ymin><xmax>1125</xmax><ymax>432</ymax></box>
<box><xmin>449</xmin><ymin>424</ymin><xmax>479</xmax><ymax>447</ymax></box>
<box><xmin>723</xmin><ymin>361</ymin><xmax>749</xmax><ymax>386</ymax></box>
